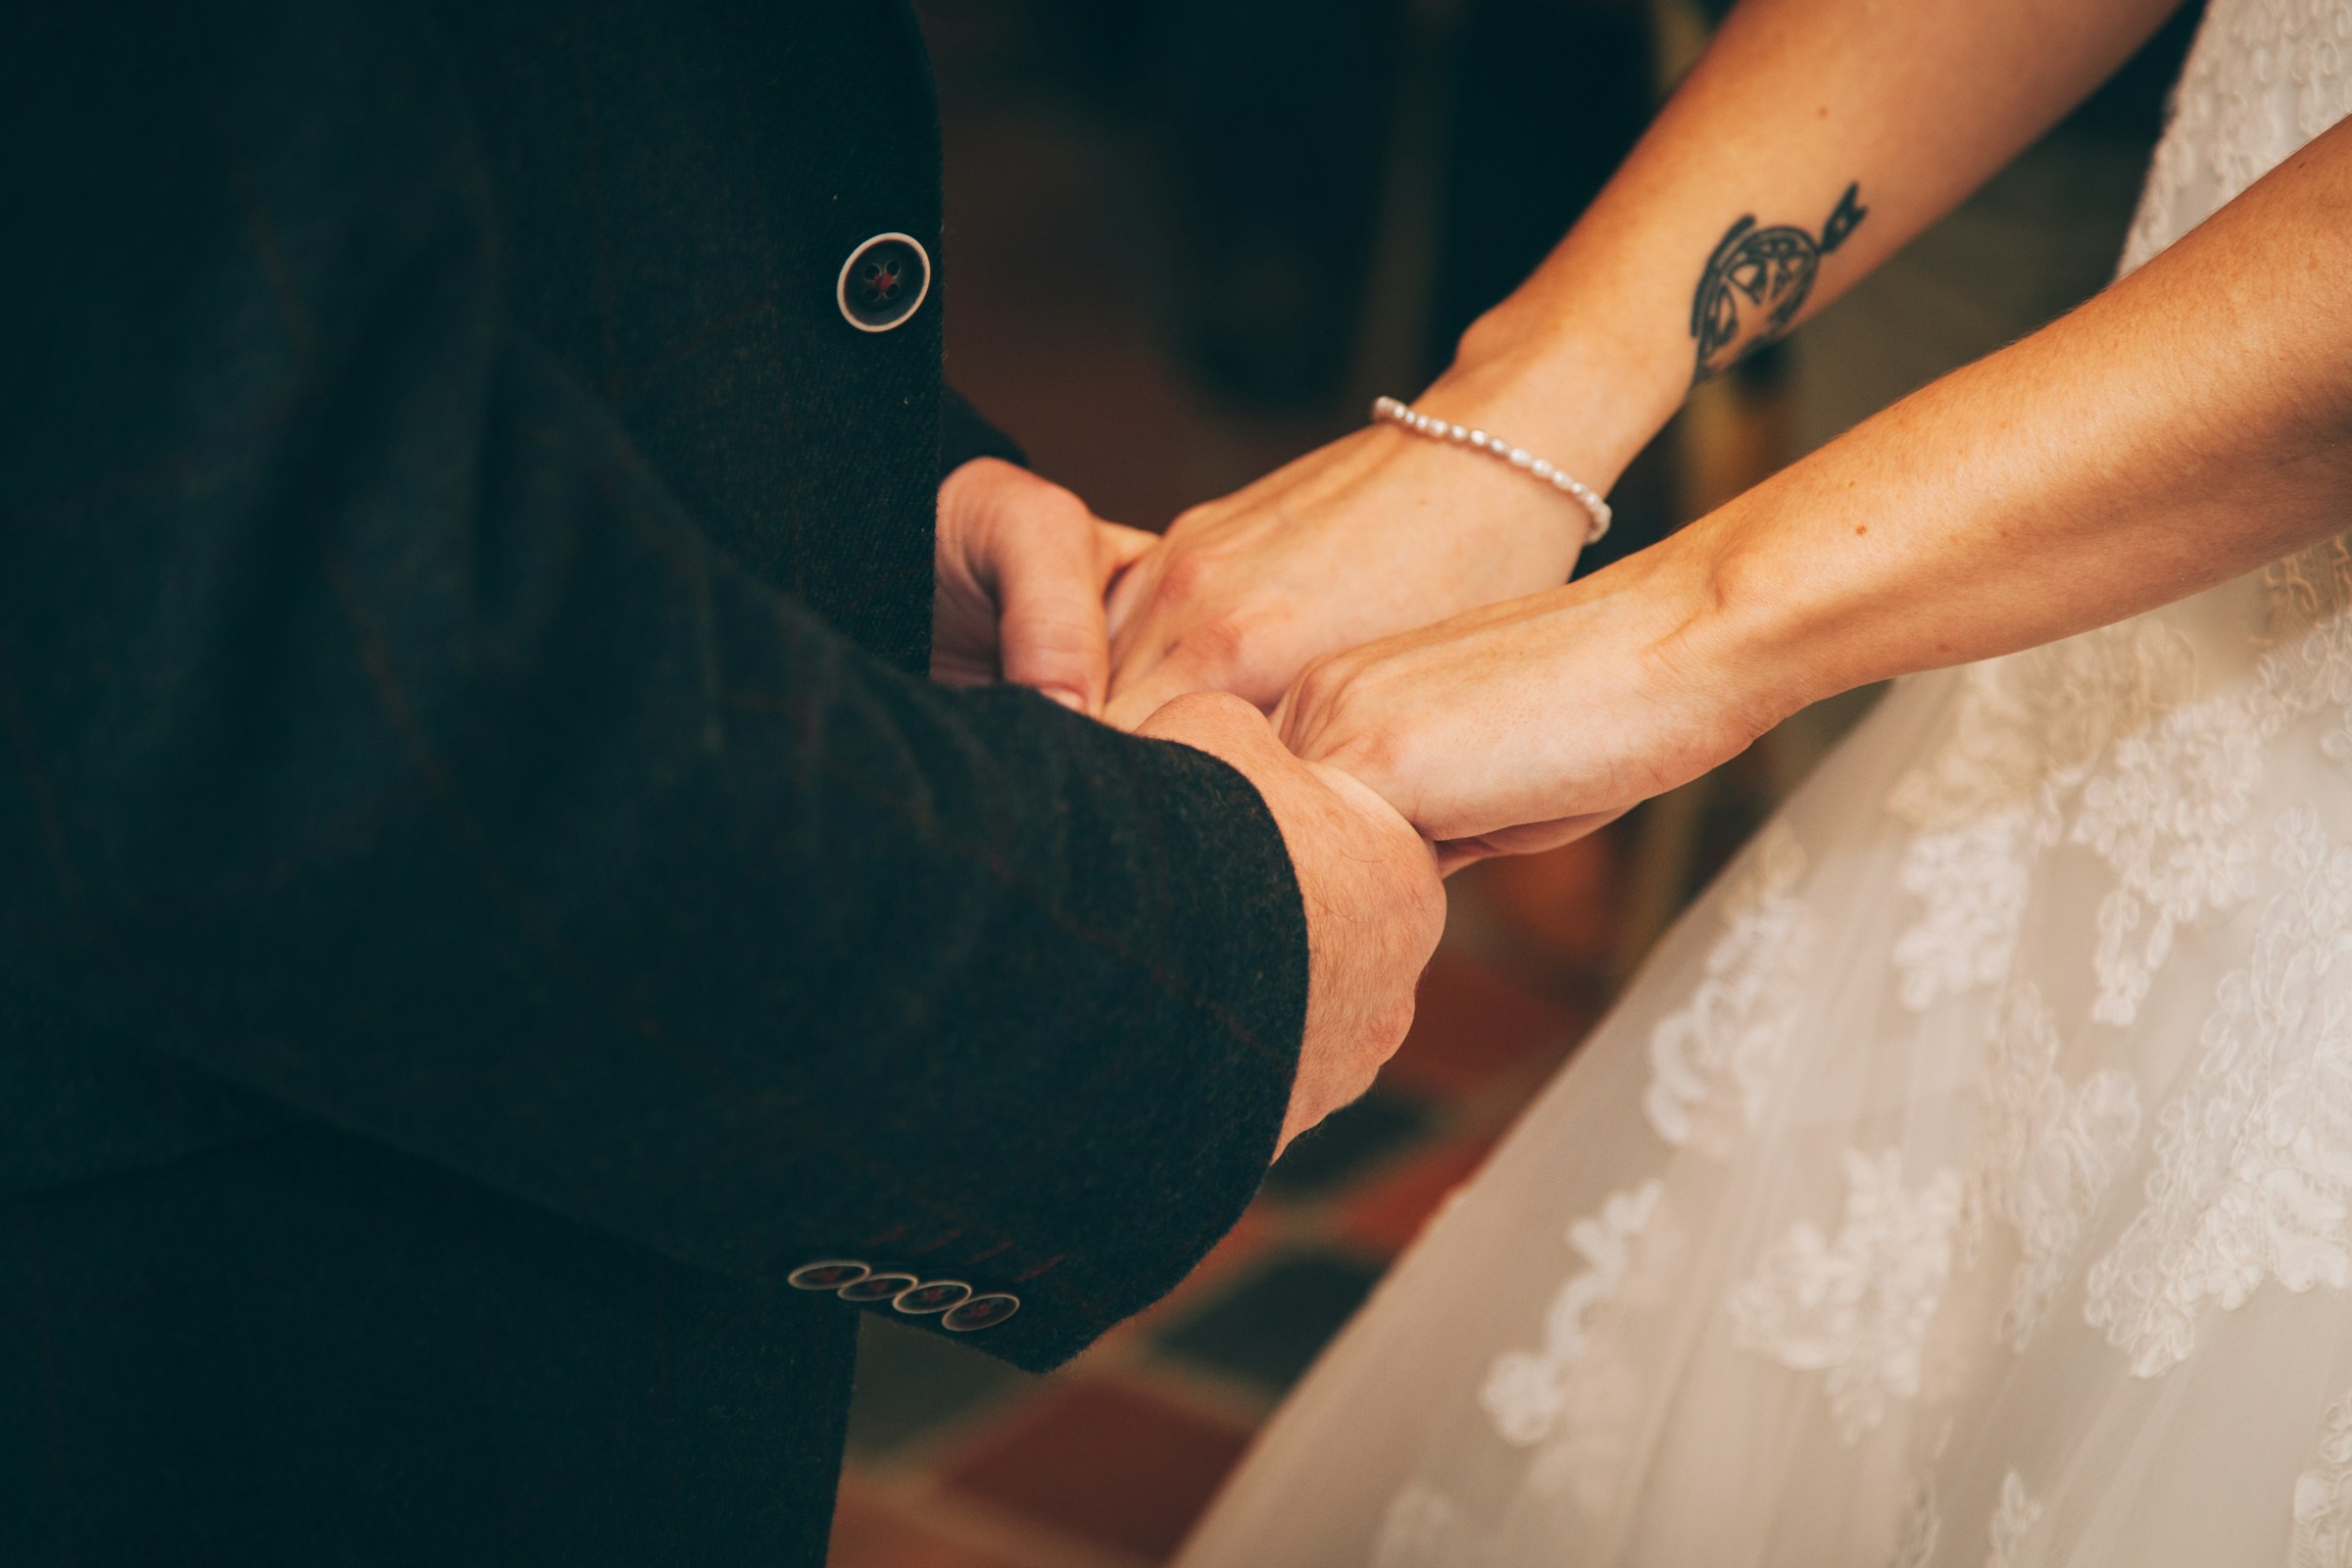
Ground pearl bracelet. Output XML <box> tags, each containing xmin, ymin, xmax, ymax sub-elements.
<box><xmin>1370</xmin><ymin>395</ymin><xmax>1612</xmax><ymax>545</ymax></box>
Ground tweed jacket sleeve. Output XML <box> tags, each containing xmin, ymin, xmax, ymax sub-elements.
<box><xmin>0</xmin><ymin>5</ymin><xmax>1305</xmax><ymax>1372</ymax></box>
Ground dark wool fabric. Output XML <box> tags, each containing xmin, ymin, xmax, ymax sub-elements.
<box><xmin>0</xmin><ymin>3</ymin><xmax>1310</xmax><ymax>1563</ymax></box>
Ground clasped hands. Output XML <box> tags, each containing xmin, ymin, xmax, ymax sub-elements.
<box><xmin>938</xmin><ymin>435</ymin><xmax>1781</xmax><ymax>1147</ymax></box>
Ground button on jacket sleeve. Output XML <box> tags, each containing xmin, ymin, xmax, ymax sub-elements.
<box><xmin>0</xmin><ymin>4</ymin><xmax>1306</xmax><ymax>1374</ymax></box>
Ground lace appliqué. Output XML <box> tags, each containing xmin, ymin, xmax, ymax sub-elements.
<box><xmin>2121</xmin><ymin>0</ymin><xmax>2352</xmax><ymax>278</ymax></box>
<box><xmin>2077</xmin><ymin>574</ymin><xmax>2352</xmax><ymax>1023</ymax></box>
<box><xmin>1480</xmin><ymin>1181</ymin><xmax>1662</xmax><ymax>1446</ymax></box>
<box><xmin>1985</xmin><ymin>1469</ymin><xmax>2042</xmax><ymax>1568</ymax></box>
<box><xmin>1889</xmin><ymin>624</ymin><xmax>2203</xmax><ymax>835</ymax></box>
<box><xmin>2266</xmin><ymin>541</ymin><xmax>2352</xmax><ymax>763</ymax></box>
<box><xmin>1887</xmin><ymin>624</ymin><xmax>2199</xmax><ymax>1017</ymax></box>
<box><xmin>1887</xmin><ymin>1471</ymin><xmax>1941</xmax><ymax>1568</ymax></box>
<box><xmin>1973</xmin><ymin>985</ymin><xmax>2143</xmax><ymax>1348</ymax></box>
<box><xmin>2073</xmin><ymin>691</ymin><xmax>2268</xmax><ymax>1024</ymax></box>
<box><xmin>1894</xmin><ymin>578</ymin><xmax>2352</xmax><ymax>1028</ymax></box>
<box><xmin>2293</xmin><ymin>1392</ymin><xmax>2352</xmax><ymax>1568</ymax></box>
<box><xmin>1479</xmin><ymin>1180</ymin><xmax>1675</xmax><ymax>1524</ymax></box>
<box><xmin>1373</xmin><ymin>1485</ymin><xmax>1479</xmax><ymax>1568</ymax></box>
<box><xmin>1646</xmin><ymin>823</ymin><xmax>1814</xmax><ymax>1153</ymax></box>
<box><xmin>1895</xmin><ymin>810</ymin><xmax>2034</xmax><ymax>1012</ymax></box>
<box><xmin>1731</xmin><ymin>1149</ymin><xmax>1966</xmax><ymax>1445</ymax></box>
<box><xmin>1337</xmin><ymin>16</ymin><xmax>2352</xmax><ymax>1561</ymax></box>
<box><xmin>1883</xmin><ymin>1419</ymin><xmax>1962</xmax><ymax>1568</ymax></box>
<box><xmin>2085</xmin><ymin>807</ymin><xmax>2352</xmax><ymax>1376</ymax></box>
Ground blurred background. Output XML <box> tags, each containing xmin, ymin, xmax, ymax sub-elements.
<box><xmin>832</xmin><ymin>1</ymin><xmax>2200</xmax><ymax>1561</ymax></box>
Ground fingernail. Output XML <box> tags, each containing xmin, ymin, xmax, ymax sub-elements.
<box><xmin>1045</xmin><ymin>689</ymin><xmax>1088</xmax><ymax>712</ymax></box>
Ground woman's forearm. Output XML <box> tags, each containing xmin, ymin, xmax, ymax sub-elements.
<box><xmin>1426</xmin><ymin>0</ymin><xmax>2187</xmax><ymax>490</ymax></box>
<box><xmin>1675</xmin><ymin>116</ymin><xmax>2352</xmax><ymax>719</ymax></box>
<box><xmin>1101</xmin><ymin>0</ymin><xmax>2197</xmax><ymax>734</ymax></box>
<box><xmin>1270</xmin><ymin>112</ymin><xmax>2352</xmax><ymax>855</ymax></box>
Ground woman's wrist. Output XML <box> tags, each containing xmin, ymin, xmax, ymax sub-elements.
<box><xmin>1420</xmin><ymin>297</ymin><xmax>1692</xmax><ymax>502</ymax></box>
<box><xmin>1611</xmin><ymin>494</ymin><xmax>1840</xmax><ymax>743</ymax></box>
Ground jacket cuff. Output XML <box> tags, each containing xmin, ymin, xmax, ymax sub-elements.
<box><xmin>804</xmin><ymin>692</ymin><xmax>1309</xmax><ymax>1374</ymax></box>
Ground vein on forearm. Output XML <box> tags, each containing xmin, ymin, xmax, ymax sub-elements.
<box><xmin>1690</xmin><ymin>118</ymin><xmax>2352</xmax><ymax>713</ymax></box>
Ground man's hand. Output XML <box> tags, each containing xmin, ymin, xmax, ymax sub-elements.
<box><xmin>1136</xmin><ymin>693</ymin><xmax>1446</xmax><ymax>1152</ymax></box>
<box><xmin>1100</xmin><ymin>419</ymin><xmax>1593</xmax><ymax>728</ymax></box>
<box><xmin>934</xmin><ymin>458</ymin><xmax>1156</xmax><ymax>715</ymax></box>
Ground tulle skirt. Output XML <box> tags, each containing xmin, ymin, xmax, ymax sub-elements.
<box><xmin>1175</xmin><ymin>548</ymin><xmax>2352</xmax><ymax>1567</ymax></box>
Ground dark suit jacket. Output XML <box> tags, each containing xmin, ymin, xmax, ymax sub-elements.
<box><xmin>0</xmin><ymin>3</ymin><xmax>1309</xmax><ymax>1562</ymax></box>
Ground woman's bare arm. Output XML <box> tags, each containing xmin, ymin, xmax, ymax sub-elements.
<box><xmin>1446</xmin><ymin>0</ymin><xmax>2187</xmax><ymax>466</ymax></box>
<box><xmin>1274</xmin><ymin>115</ymin><xmax>2352</xmax><ymax>863</ymax></box>
<box><xmin>1103</xmin><ymin>0</ymin><xmax>2190</xmax><ymax>724</ymax></box>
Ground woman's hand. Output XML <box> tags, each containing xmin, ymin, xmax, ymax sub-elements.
<box><xmin>1280</xmin><ymin>104</ymin><xmax>2352</xmax><ymax>876</ymax></box>
<box><xmin>933</xmin><ymin>458</ymin><xmax>1156</xmax><ymax>715</ymax></box>
<box><xmin>1096</xmin><ymin>0</ymin><xmax>2187</xmax><ymax>740</ymax></box>
<box><xmin>1100</xmin><ymin>416</ymin><xmax>1598</xmax><ymax>728</ymax></box>
<box><xmin>1272</xmin><ymin>542</ymin><xmax>1791</xmax><ymax>871</ymax></box>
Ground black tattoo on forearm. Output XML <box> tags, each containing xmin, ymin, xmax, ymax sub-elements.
<box><xmin>1689</xmin><ymin>181</ymin><xmax>1868</xmax><ymax>385</ymax></box>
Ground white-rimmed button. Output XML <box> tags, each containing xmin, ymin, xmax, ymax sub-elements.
<box><xmin>837</xmin><ymin>1270</ymin><xmax>920</xmax><ymax>1303</ymax></box>
<box><xmin>837</xmin><ymin>232</ymin><xmax>931</xmax><ymax>333</ymax></box>
<box><xmin>892</xmin><ymin>1279</ymin><xmax>973</xmax><ymax>1316</ymax></box>
<box><xmin>940</xmin><ymin>1293</ymin><xmax>1021</xmax><ymax>1333</ymax></box>
<box><xmin>787</xmin><ymin>1259</ymin><xmax>870</xmax><ymax>1292</ymax></box>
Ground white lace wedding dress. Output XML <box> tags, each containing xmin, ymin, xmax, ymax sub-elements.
<box><xmin>1176</xmin><ymin>4</ymin><xmax>2352</xmax><ymax>1564</ymax></box>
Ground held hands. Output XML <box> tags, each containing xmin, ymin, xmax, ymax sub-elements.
<box><xmin>1273</xmin><ymin>544</ymin><xmax>1788</xmax><ymax>870</ymax></box>
<box><xmin>931</xmin><ymin>458</ymin><xmax>1446</xmax><ymax>1150</ymax></box>
<box><xmin>933</xmin><ymin>458</ymin><xmax>1157</xmax><ymax>715</ymax></box>
<box><xmin>1100</xmin><ymin>420</ymin><xmax>1592</xmax><ymax>728</ymax></box>
<box><xmin>1097</xmin><ymin>419</ymin><xmax>1777</xmax><ymax>874</ymax></box>
<box><xmin>937</xmin><ymin>451</ymin><xmax>1759</xmax><ymax>1143</ymax></box>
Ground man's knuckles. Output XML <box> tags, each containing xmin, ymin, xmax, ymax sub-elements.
<box><xmin>1134</xmin><ymin>688</ymin><xmax>1278</xmax><ymax>757</ymax></box>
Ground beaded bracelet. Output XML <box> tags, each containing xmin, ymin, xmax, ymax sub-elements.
<box><xmin>1371</xmin><ymin>395</ymin><xmax>1612</xmax><ymax>545</ymax></box>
